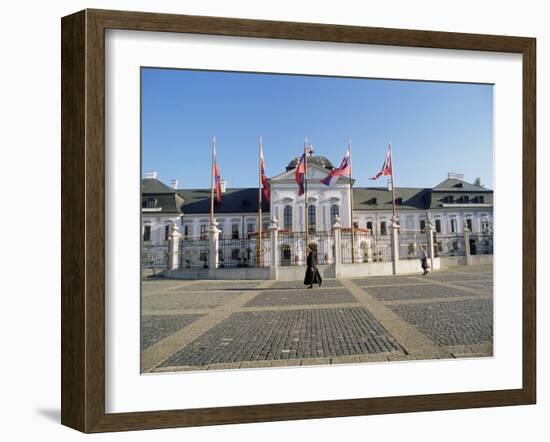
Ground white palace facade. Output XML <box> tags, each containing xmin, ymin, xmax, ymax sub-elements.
<box><xmin>142</xmin><ymin>155</ymin><xmax>494</xmax><ymax>248</ymax></box>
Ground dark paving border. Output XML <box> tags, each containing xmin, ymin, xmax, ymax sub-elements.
<box><xmin>141</xmin><ymin>314</ymin><xmax>205</xmax><ymax>351</ymax></box>
<box><xmin>389</xmin><ymin>299</ymin><xmax>493</xmax><ymax>346</ymax></box>
<box><xmin>367</xmin><ymin>284</ymin><xmax>478</xmax><ymax>301</ymax></box>
<box><xmin>244</xmin><ymin>288</ymin><xmax>356</xmax><ymax>307</ymax></box>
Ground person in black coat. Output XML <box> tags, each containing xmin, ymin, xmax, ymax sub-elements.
<box><xmin>304</xmin><ymin>246</ymin><xmax>323</xmax><ymax>288</ymax></box>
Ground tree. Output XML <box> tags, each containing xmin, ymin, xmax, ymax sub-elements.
<box><xmin>473</xmin><ymin>177</ymin><xmax>483</xmax><ymax>187</ymax></box>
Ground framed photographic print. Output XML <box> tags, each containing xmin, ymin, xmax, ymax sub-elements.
<box><xmin>61</xmin><ymin>9</ymin><xmax>536</xmax><ymax>433</ymax></box>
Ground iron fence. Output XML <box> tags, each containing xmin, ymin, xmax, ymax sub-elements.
<box><xmin>341</xmin><ymin>229</ymin><xmax>372</xmax><ymax>264</ymax></box>
<box><xmin>468</xmin><ymin>233</ymin><xmax>494</xmax><ymax>255</ymax></box>
<box><xmin>398</xmin><ymin>230</ymin><xmax>428</xmax><ymax>260</ymax></box>
<box><xmin>277</xmin><ymin>231</ymin><xmax>307</xmax><ymax>266</ymax></box>
<box><xmin>141</xmin><ymin>243</ymin><xmax>169</xmax><ymax>272</ymax></box>
<box><xmin>218</xmin><ymin>235</ymin><xmax>271</xmax><ymax>268</ymax></box>
<box><xmin>179</xmin><ymin>238</ymin><xmax>209</xmax><ymax>268</ymax></box>
<box><xmin>370</xmin><ymin>234</ymin><xmax>393</xmax><ymax>262</ymax></box>
<box><xmin>309</xmin><ymin>231</ymin><xmax>335</xmax><ymax>265</ymax></box>
<box><xmin>434</xmin><ymin>233</ymin><xmax>465</xmax><ymax>257</ymax></box>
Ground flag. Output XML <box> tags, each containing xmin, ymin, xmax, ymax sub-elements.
<box><xmin>295</xmin><ymin>153</ymin><xmax>306</xmax><ymax>196</ymax></box>
<box><xmin>213</xmin><ymin>142</ymin><xmax>222</xmax><ymax>203</ymax></box>
<box><xmin>321</xmin><ymin>147</ymin><xmax>351</xmax><ymax>186</ymax></box>
<box><xmin>260</xmin><ymin>145</ymin><xmax>270</xmax><ymax>203</ymax></box>
<box><xmin>370</xmin><ymin>145</ymin><xmax>392</xmax><ymax>180</ymax></box>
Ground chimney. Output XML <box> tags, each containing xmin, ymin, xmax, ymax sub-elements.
<box><xmin>448</xmin><ymin>172</ymin><xmax>464</xmax><ymax>180</ymax></box>
<box><xmin>387</xmin><ymin>178</ymin><xmax>393</xmax><ymax>191</ymax></box>
<box><xmin>220</xmin><ymin>179</ymin><xmax>227</xmax><ymax>193</ymax></box>
<box><xmin>145</xmin><ymin>171</ymin><xmax>157</xmax><ymax>179</ymax></box>
<box><xmin>170</xmin><ymin>179</ymin><xmax>178</xmax><ymax>189</ymax></box>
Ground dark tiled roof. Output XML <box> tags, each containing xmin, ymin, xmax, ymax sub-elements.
<box><xmin>177</xmin><ymin>188</ymin><xmax>270</xmax><ymax>214</ymax></box>
<box><xmin>141</xmin><ymin>178</ymin><xmax>176</xmax><ymax>193</ymax></box>
<box><xmin>141</xmin><ymin>178</ymin><xmax>184</xmax><ymax>213</ymax></box>
<box><xmin>353</xmin><ymin>187</ymin><xmax>431</xmax><ymax>211</ymax></box>
<box><xmin>433</xmin><ymin>178</ymin><xmax>491</xmax><ymax>192</ymax></box>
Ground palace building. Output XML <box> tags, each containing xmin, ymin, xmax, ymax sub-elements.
<box><xmin>142</xmin><ymin>155</ymin><xmax>493</xmax><ymax>248</ymax></box>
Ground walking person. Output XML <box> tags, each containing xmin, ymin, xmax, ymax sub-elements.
<box><xmin>304</xmin><ymin>245</ymin><xmax>323</xmax><ymax>288</ymax></box>
<box><xmin>419</xmin><ymin>245</ymin><xmax>429</xmax><ymax>275</ymax></box>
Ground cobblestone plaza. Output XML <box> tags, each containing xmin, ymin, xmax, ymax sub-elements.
<box><xmin>141</xmin><ymin>265</ymin><xmax>493</xmax><ymax>373</ymax></box>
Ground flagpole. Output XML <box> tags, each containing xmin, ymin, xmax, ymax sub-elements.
<box><xmin>348</xmin><ymin>140</ymin><xmax>355</xmax><ymax>264</ymax></box>
<box><xmin>304</xmin><ymin>137</ymin><xmax>309</xmax><ymax>263</ymax></box>
<box><xmin>389</xmin><ymin>142</ymin><xmax>397</xmax><ymax>224</ymax></box>
<box><xmin>210</xmin><ymin>136</ymin><xmax>216</xmax><ymax>225</ymax></box>
<box><xmin>258</xmin><ymin>136</ymin><xmax>263</xmax><ymax>267</ymax></box>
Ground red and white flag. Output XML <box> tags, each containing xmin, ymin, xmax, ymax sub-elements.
<box><xmin>321</xmin><ymin>147</ymin><xmax>351</xmax><ymax>186</ymax></box>
<box><xmin>260</xmin><ymin>143</ymin><xmax>270</xmax><ymax>203</ymax></box>
<box><xmin>295</xmin><ymin>153</ymin><xmax>306</xmax><ymax>196</ymax></box>
<box><xmin>213</xmin><ymin>140</ymin><xmax>222</xmax><ymax>203</ymax></box>
<box><xmin>370</xmin><ymin>144</ymin><xmax>393</xmax><ymax>180</ymax></box>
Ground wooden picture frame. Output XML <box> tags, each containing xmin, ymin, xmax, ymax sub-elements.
<box><xmin>61</xmin><ymin>9</ymin><xmax>536</xmax><ymax>433</ymax></box>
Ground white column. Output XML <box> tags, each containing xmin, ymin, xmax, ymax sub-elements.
<box><xmin>391</xmin><ymin>220</ymin><xmax>400</xmax><ymax>275</ymax></box>
<box><xmin>168</xmin><ymin>222</ymin><xmax>182</xmax><ymax>271</ymax></box>
<box><xmin>269</xmin><ymin>217</ymin><xmax>279</xmax><ymax>280</ymax></box>
<box><xmin>463</xmin><ymin>222</ymin><xmax>471</xmax><ymax>265</ymax></box>
<box><xmin>426</xmin><ymin>219</ymin><xmax>435</xmax><ymax>270</ymax></box>
<box><xmin>333</xmin><ymin>216</ymin><xmax>342</xmax><ymax>278</ymax></box>
<box><xmin>208</xmin><ymin>219</ymin><xmax>221</xmax><ymax>277</ymax></box>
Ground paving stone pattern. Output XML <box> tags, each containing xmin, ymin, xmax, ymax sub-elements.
<box><xmin>353</xmin><ymin>277</ymin><xmax>420</xmax><ymax>287</ymax></box>
<box><xmin>160</xmin><ymin>307</ymin><xmax>403</xmax><ymax>367</ymax></box>
<box><xmin>389</xmin><ymin>299</ymin><xmax>493</xmax><ymax>346</ymax></box>
<box><xmin>142</xmin><ymin>291</ymin><xmax>241</xmax><ymax>311</ymax></box>
<box><xmin>185</xmin><ymin>280</ymin><xmax>264</xmax><ymax>291</ymax></box>
<box><xmin>367</xmin><ymin>284</ymin><xmax>475</xmax><ymax>301</ymax></box>
<box><xmin>268</xmin><ymin>280</ymin><xmax>343</xmax><ymax>290</ymax></box>
<box><xmin>141</xmin><ymin>314</ymin><xmax>205</xmax><ymax>350</ymax></box>
<box><xmin>244</xmin><ymin>288</ymin><xmax>356</xmax><ymax>307</ymax></box>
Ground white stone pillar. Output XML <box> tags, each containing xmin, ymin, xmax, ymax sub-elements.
<box><xmin>269</xmin><ymin>217</ymin><xmax>279</xmax><ymax>280</ymax></box>
<box><xmin>208</xmin><ymin>219</ymin><xmax>221</xmax><ymax>277</ymax></box>
<box><xmin>426</xmin><ymin>219</ymin><xmax>435</xmax><ymax>271</ymax></box>
<box><xmin>463</xmin><ymin>223</ymin><xmax>471</xmax><ymax>266</ymax></box>
<box><xmin>391</xmin><ymin>220</ymin><xmax>400</xmax><ymax>275</ymax></box>
<box><xmin>168</xmin><ymin>221</ymin><xmax>182</xmax><ymax>271</ymax></box>
<box><xmin>333</xmin><ymin>216</ymin><xmax>342</xmax><ymax>278</ymax></box>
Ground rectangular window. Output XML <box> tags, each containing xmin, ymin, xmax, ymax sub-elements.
<box><xmin>463</xmin><ymin>195</ymin><xmax>470</xmax><ymax>203</ymax></box>
<box><xmin>183</xmin><ymin>225</ymin><xmax>189</xmax><ymax>240</ymax></box>
<box><xmin>435</xmin><ymin>219</ymin><xmax>442</xmax><ymax>233</ymax></box>
<box><xmin>164</xmin><ymin>225</ymin><xmax>170</xmax><ymax>241</ymax></box>
<box><xmin>366</xmin><ymin>221</ymin><xmax>373</xmax><ymax>233</ymax></box>
<box><xmin>143</xmin><ymin>225</ymin><xmax>151</xmax><ymax>242</ymax></box>
<box><xmin>200</xmin><ymin>225</ymin><xmax>207</xmax><ymax>240</ymax></box>
<box><xmin>247</xmin><ymin>223</ymin><xmax>254</xmax><ymax>239</ymax></box>
<box><xmin>467</xmin><ymin>218</ymin><xmax>473</xmax><ymax>231</ymax></box>
<box><xmin>380</xmin><ymin>221</ymin><xmax>387</xmax><ymax>235</ymax></box>
<box><xmin>232</xmin><ymin>224</ymin><xmax>239</xmax><ymax>239</ymax></box>
<box><xmin>450</xmin><ymin>219</ymin><xmax>456</xmax><ymax>233</ymax></box>
<box><xmin>420</xmin><ymin>220</ymin><xmax>426</xmax><ymax>233</ymax></box>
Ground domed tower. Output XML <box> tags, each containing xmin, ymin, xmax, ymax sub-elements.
<box><xmin>285</xmin><ymin>156</ymin><xmax>335</xmax><ymax>172</ymax></box>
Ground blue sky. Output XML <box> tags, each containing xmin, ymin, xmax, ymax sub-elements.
<box><xmin>141</xmin><ymin>68</ymin><xmax>493</xmax><ymax>189</ymax></box>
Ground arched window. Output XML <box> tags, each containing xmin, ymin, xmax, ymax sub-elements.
<box><xmin>308</xmin><ymin>205</ymin><xmax>316</xmax><ymax>232</ymax></box>
<box><xmin>283</xmin><ymin>206</ymin><xmax>293</xmax><ymax>231</ymax></box>
<box><xmin>330</xmin><ymin>204</ymin><xmax>340</xmax><ymax>226</ymax></box>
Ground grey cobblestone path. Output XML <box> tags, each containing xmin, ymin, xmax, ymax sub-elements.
<box><xmin>141</xmin><ymin>265</ymin><xmax>493</xmax><ymax>372</ymax></box>
<box><xmin>159</xmin><ymin>307</ymin><xmax>404</xmax><ymax>368</ymax></box>
<box><xmin>244</xmin><ymin>288</ymin><xmax>356</xmax><ymax>307</ymax></box>
<box><xmin>389</xmin><ymin>299</ymin><xmax>493</xmax><ymax>346</ymax></box>
<box><xmin>141</xmin><ymin>314</ymin><xmax>205</xmax><ymax>350</ymax></box>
